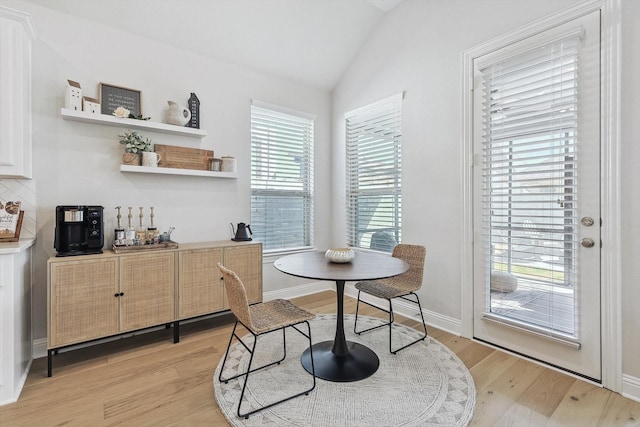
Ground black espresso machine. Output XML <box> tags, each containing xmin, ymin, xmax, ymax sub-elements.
<box><xmin>54</xmin><ymin>205</ymin><xmax>104</xmax><ymax>256</ymax></box>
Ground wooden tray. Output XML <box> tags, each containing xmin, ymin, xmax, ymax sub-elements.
<box><xmin>154</xmin><ymin>144</ymin><xmax>213</xmax><ymax>171</ymax></box>
<box><xmin>112</xmin><ymin>240</ymin><xmax>178</xmax><ymax>254</ymax></box>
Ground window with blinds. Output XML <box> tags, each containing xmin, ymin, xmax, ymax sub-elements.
<box><xmin>345</xmin><ymin>93</ymin><xmax>402</xmax><ymax>253</ymax></box>
<box><xmin>250</xmin><ymin>101</ymin><xmax>314</xmax><ymax>252</ymax></box>
<box><xmin>479</xmin><ymin>31</ymin><xmax>582</xmax><ymax>339</ymax></box>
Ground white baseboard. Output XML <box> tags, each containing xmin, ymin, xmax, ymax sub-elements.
<box><xmin>263</xmin><ymin>280</ymin><xmax>333</xmax><ymax>301</ymax></box>
<box><xmin>33</xmin><ymin>338</ymin><xmax>47</xmax><ymax>360</ymax></box>
<box><xmin>622</xmin><ymin>374</ymin><xmax>640</xmax><ymax>403</ymax></box>
<box><xmin>0</xmin><ymin>358</ymin><xmax>33</xmax><ymax>406</ymax></box>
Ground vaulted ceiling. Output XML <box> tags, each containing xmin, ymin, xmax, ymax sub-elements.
<box><xmin>23</xmin><ymin>0</ymin><xmax>404</xmax><ymax>91</ymax></box>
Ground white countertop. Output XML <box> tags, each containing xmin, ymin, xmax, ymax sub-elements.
<box><xmin>0</xmin><ymin>238</ymin><xmax>35</xmax><ymax>255</ymax></box>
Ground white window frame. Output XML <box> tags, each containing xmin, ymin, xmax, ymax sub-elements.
<box><xmin>250</xmin><ymin>100</ymin><xmax>315</xmax><ymax>253</ymax></box>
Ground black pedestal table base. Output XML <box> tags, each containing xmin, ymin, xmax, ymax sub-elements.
<box><xmin>301</xmin><ymin>340</ymin><xmax>379</xmax><ymax>382</ymax></box>
<box><xmin>301</xmin><ymin>279</ymin><xmax>379</xmax><ymax>382</ymax></box>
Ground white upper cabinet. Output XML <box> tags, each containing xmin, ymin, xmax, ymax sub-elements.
<box><xmin>0</xmin><ymin>7</ymin><xmax>35</xmax><ymax>179</ymax></box>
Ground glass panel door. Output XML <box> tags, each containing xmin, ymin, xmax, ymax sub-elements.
<box><xmin>472</xmin><ymin>10</ymin><xmax>601</xmax><ymax>381</ymax></box>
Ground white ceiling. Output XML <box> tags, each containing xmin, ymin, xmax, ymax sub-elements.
<box><xmin>23</xmin><ymin>0</ymin><xmax>404</xmax><ymax>91</ymax></box>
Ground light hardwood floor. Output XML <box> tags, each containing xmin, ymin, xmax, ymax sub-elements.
<box><xmin>1</xmin><ymin>290</ymin><xmax>639</xmax><ymax>426</ymax></box>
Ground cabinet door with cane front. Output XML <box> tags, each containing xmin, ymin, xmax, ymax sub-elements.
<box><xmin>178</xmin><ymin>248</ymin><xmax>224</xmax><ymax>319</ymax></box>
<box><xmin>119</xmin><ymin>252</ymin><xmax>175</xmax><ymax>331</ymax></box>
<box><xmin>223</xmin><ymin>244</ymin><xmax>263</xmax><ymax>306</ymax></box>
<box><xmin>48</xmin><ymin>258</ymin><xmax>119</xmax><ymax>348</ymax></box>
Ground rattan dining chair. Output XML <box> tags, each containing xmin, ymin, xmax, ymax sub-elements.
<box><xmin>353</xmin><ymin>244</ymin><xmax>428</xmax><ymax>354</ymax></box>
<box><xmin>217</xmin><ymin>263</ymin><xmax>316</xmax><ymax>419</ymax></box>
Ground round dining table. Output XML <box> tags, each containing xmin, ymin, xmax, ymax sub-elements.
<box><xmin>274</xmin><ymin>250</ymin><xmax>409</xmax><ymax>382</ymax></box>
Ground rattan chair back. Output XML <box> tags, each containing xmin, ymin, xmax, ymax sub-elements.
<box><xmin>387</xmin><ymin>244</ymin><xmax>426</xmax><ymax>293</ymax></box>
<box><xmin>219</xmin><ymin>263</ymin><xmax>253</xmax><ymax>329</ymax></box>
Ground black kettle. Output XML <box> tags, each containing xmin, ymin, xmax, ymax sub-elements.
<box><xmin>231</xmin><ymin>222</ymin><xmax>252</xmax><ymax>241</ymax></box>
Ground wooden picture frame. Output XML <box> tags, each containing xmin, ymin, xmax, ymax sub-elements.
<box><xmin>99</xmin><ymin>82</ymin><xmax>142</xmax><ymax>117</ymax></box>
<box><xmin>0</xmin><ymin>210</ymin><xmax>24</xmax><ymax>243</ymax></box>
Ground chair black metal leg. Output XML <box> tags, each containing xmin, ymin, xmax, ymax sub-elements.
<box><xmin>354</xmin><ymin>295</ymin><xmax>393</xmax><ymax>336</ymax></box>
<box><xmin>235</xmin><ymin>321</ymin><xmax>317</xmax><ymax>419</ymax></box>
<box><xmin>414</xmin><ymin>293</ymin><xmax>428</xmax><ymax>338</ymax></box>
<box><xmin>354</xmin><ymin>290</ymin><xmax>362</xmax><ymax>334</ymax></box>
<box><xmin>219</xmin><ymin>323</ymin><xmax>287</xmax><ymax>384</ymax></box>
<box><xmin>389</xmin><ymin>293</ymin><xmax>428</xmax><ymax>354</ymax></box>
<box><xmin>280</xmin><ymin>327</ymin><xmax>286</xmax><ymax>363</ymax></box>
<box><xmin>304</xmin><ymin>321</ymin><xmax>316</xmax><ymax>393</ymax></box>
<box><xmin>237</xmin><ymin>332</ymin><xmax>259</xmax><ymax>419</ymax></box>
<box><xmin>388</xmin><ymin>299</ymin><xmax>394</xmax><ymax>354</ymax></box>
<box><xmin>353</xmin><ymin>292</ymin><xmax>428</xmax><ymax>354</ymax></box>
<box><xmin>218</xmin><ymin>321</ymin><xmax>240</xmax><ymax>383</ymax></box>
<box><xmin>219</xmin><ymin>320</ymin><xmax>317</xmax><ymax>419</ymax></box>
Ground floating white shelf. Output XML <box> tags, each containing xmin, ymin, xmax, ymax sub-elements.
<box><xmin>120</xmin><ymin>164</ymin><xmax>237</xmax><ymax>179</ymax></box>
<box><xmin>60</xmin><ymin>108</ymin><xmax>207</xmax><ymax>138</ymax></box>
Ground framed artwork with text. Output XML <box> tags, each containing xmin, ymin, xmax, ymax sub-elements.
<box><xmin>99</xmin><ymin>83</ymin><xmax>141</xmax><ymax>117</ymax></box>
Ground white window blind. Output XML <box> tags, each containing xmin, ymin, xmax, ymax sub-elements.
<box><xmin>345</xmin><ymin>93</ymin><xmax>402</xmax><ymax>253</ymax></box>
<box><xmin>251</xmin><ymin>101</ymin><xmax>314</xmax><ymax>252</ymax></box>
<box><xmin>479</xmin><ymin>31</ymin><xmax>583</xmax><ymax>340</ymax></box>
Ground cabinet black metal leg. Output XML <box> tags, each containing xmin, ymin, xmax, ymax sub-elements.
<box><xmin>47</xmin><ymin>349</ymin><xmax>53</xmax><ymax>377</ymax></box>
<box><xmin>173</xmin><ymin>321</ymin><xmax>180</xmax><ymax>343</ymax></box>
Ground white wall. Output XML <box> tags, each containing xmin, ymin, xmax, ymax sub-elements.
<box><xmin>0</xmin><ymin>0</ymin><xmax>332</xmax><ymax>344</ymax></box>
<box><xmin>332</xmin><ymin>0</ymin><xmax>640</xmax><ymax>385</ymax></box>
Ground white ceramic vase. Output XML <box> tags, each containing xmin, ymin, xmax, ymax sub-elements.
<box><xmin>325</xmin><ymin>247</ymin><xmax>356</xmax><ymax>263</ymax></box>
<box><xmin>166</xmin><ymin>100</ymin><xmax>191</xmax><ymax>126</ymax></box>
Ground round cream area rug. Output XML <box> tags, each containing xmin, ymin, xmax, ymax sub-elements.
<box><xmin>213</xmin><ymin>314</ymin><xmax>476</xmax><ymax>426</ymax></box>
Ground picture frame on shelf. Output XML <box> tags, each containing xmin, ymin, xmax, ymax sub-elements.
<box><xmin>99</xmin><ymin>82</ymin><xmax>141</xmax><ymax>117</ymax></box>
<box><xmin>0</xmin><ymin>199</ymin><xmax>24</xmax><ymax>242</ymax></box>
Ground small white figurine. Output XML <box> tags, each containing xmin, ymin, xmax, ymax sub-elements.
<box><xmin>82</xmin><ymin>96</ymin><xmax>100</xmax><ymax>114</ymax></box>
<box><xmin>65</xmin><ymin>80</ymin><xmax>82</xmax><ymax>111</ymax></box>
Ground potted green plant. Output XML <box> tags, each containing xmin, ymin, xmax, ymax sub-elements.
<box><xmin>118</xmin><ymin>130</ymin><xmax>151</xmax><ymax>165</ymax></box>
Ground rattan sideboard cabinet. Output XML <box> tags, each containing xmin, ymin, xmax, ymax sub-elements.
<box><xmin>47</xmin><ymin>240</ymin><xmax>262</xmax><ymax>377</ymax></box>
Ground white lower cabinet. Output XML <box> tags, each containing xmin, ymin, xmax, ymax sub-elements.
<box><xmin>0</xmin><ymin>240</ymin><xmax>34</xmax><ymax>405</ymax></box>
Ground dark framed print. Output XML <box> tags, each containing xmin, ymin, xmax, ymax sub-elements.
<box><xmin>99</xmin><ymin>83</ymin><xmax>141</xmax><ymax>117</ymax></box>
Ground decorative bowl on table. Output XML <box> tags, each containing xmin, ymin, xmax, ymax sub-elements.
<box><xmin>325</xmin><ymin>247</ymin><xmax>356</xmax><ymax>263</ymax></box>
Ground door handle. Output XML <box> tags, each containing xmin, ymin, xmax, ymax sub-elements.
<box><xmin>581</xmin><ymin>217</ymin><xmax>595</xmax><ymax>227</ymax></box>
<box><xmin>581</xmin><ymin>238</ymin><xmax>595</xmax><ymax>248</ymax></box>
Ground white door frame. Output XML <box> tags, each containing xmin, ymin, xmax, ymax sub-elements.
<box><xmin>460</xmin><ymin>0</ymin><xmax>621</xmax><ymax>391</ymax></box>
